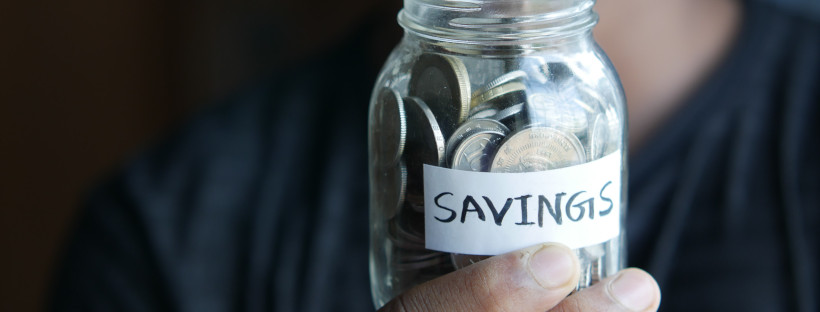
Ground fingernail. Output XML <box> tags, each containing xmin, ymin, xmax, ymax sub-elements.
<box><xmin>608</xmin><ymin>269</ymin><xmax>656</xmax><ymax>311</ymax></box>
<box><xmin>527</xmin><ymin>244</ymin><xmax>576</xmax><ymax>289</ymax></box>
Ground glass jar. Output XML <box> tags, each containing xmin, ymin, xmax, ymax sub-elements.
<box><xmin>368</xmin><ymin>0</ymin><xmax>627</xmax><ymax>308</ymax></box>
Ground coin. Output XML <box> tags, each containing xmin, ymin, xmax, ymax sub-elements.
<box><xmin>526</xmin><ymin>90</ymin><xmax>590</xmax><ymax>136</ymax></box>
<box><xmin>582</xmin><ymin>243</ymin><xmax>606</xmax><ymax>259</ymax></box>
<box><xmin>491</xmin><ymin>102</ymin><xmax>525</xmax><ymax>126</ymax></box>
<box><xmin>438</xmin><ymin>42</ymin><xmax>485</xmax><ymax>56</ymax></box>
<box><xmin>388</xmin><ymin>204</ymin><xmax>426</xmax><ymax>249</ymax></box>
<box><xmin>587</xmin><ymin>114</ymin><xmax>609</xmax><ymax>160</ymax></box>
<box><xmin>451</xmin><ymin>131</ymin><xmax>506</xmax><ymax>172</ymax></box>
<box><xmin>398</xmin><ymin>249</ymin><xmax>448</xmax><ymax>263</ymax></box>
<box><xmin>577</xmin><ymin>83</ymin><xmax>621</xmax><ymax>158</ymax></box>
<box><xmin>546</xmin><ymin>62</ymin><xmax>573</xmax><ymax>82</ymax></box>
<box><xmin>373</xmin><ymin>88</ymin><xmax>407</xmax><ymax>166</ymax></box>
<box><xmin>467</xmin><ymin>108</ymin><xmax>499</xmax><ymax>120</ymax></box>
<box><xmin>467</xmin><ymin>100</ymin><xmax>496</xmax><ymax>117</ymax></box>
<box><xmin>603</xmin><ymin>105</ymin><xmax>621</xmax><ymax>156</ymax></box>
<box><xmin>576</xmin><ymin>84</ymin><xmax>606</xmax><ymax>113</ymax></box>
<box><xmin>396</xmin><ymin>202</ymin><xmax>425</xmax><ymax>240</ymax></box>
<box><xmin>463</xmin><ymin>58</ymin><xmax>506</xmax><ymax>87</ymax></box>
<box><xmin>396</xmin><ymin>253</ymin><xmax>449</xmax><ymax>271</ymax></box>
<box><xmin>387</xmin><ymin>220</ymin><xmax>424</xmax><ymax>250</ymax></box>
<box><xmin>409</xmin><ymin>53</ymin><xmax>471</xmax><ymax>137</ymax></box>
<box><xmin>589</xmin><ymin>256</ymin><xmax>603</xmax><ymax>284</ymax></box>
<box><xmin>471</xmin><ymin>81</ymin><xmax>528</xmax><ymax>109</ymax></box>
<box><xmin>379</xmin><ymin>161</ymin><xmax>407</xmax><ymax>219</ymax></box>
<box><xmin>518</xmin><ymin>56</ymin><xmax>549</xmax><ymax>84</ymax></box>
<box><xmin>403</xmin><ymin>96</ymin><xmax>446</xmax><ymax>206</ymax></box>
<box><xmin>470</xmin><ymin>70</ymin><xmax>528</xmax><ymax>108</ymax></box>
<box><xmin>445</xmin><ymin>119</ymin><xmax>510</xmax><ymax>166</ymax></box>
<box><xmin>408</xmin><ymin>198</ymin><xmax>426</xmax><ymax>213</ymax></box>
<box><xmin>491</xmin><ymin>127</ymin><xmax>586</xmax><ymax>172</ymax></box>
<box><xmin>577</xmin><ymin>249</ymin><xmax>593</xmax><ymax>290</ymax></box>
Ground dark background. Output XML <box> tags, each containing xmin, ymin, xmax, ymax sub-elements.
<box><xmin>0</xmin><ymin>0</ymin><xmax>398</xmax><ymax>310</ymax></box>
<box><xmin>0</xmin><ymin>0</ymin><xmax>817</xmax><ymax>311</ymax></box>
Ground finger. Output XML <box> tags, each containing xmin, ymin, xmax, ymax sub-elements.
<box><xmin>380</xmin><ymin>243</ymin><xmax>580</xmax><ymax>312</ymax></box>
<box><xmin>551</xmin><ymin>268</ymin><xmax>661</xmax><ymax>312</ymax></box>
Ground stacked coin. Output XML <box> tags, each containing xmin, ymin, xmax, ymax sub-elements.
<box><xmin>372</xmin><ymin>52</ymin><xmax>621</xmax><ymax>287</ymax></box>
<box><xmin>371</xmin><ymin>88</ymin><xmax>408</xmax><ymax>220</ymax></box>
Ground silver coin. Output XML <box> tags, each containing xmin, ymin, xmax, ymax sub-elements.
<box><xmin>470</xmin><ymin>70</ymin><xmax>528</xmax><ymax>108</ymax></box>
<box><xmin>589</xmin><ymin>256</ymin><xmax>603</xmax><ymax>284</ymax></box>
<box><xmin>403</xmin><ymin>96</ymin><xmax>446</xmax><ymax>206</ymax></box>
<box><xmin>486</xmin><ymin>70</ymin><xmax>528</xmax><ymax>87</ymax></box>
<box><xmin>451</xmin><ymin>131</ymin><xmax>506</xmax><ymax>172</ymax></box>
<box><xmin>587</xmin><ymin>114</ymin><xmax>609</xmax><ymax>160</ymax></box>
<box><xmin>388</xmin><ymin>210</ymin><xmax>425</xmax><ymax>248</ymax></box>
<box><xmin>603</xmin><ymin>105</ymin><xmax>622</xmax><ymax>156</ymax></box>
<box><xmin>387</xmin><ymin>221</ymin><xmax>425</xmax><ymax>250</ymax></box>
<box><xmin>467</xmin><ymin>108</ymin><xmax>499</xmax><ymax>120</ymax></box>
<box><xmin>491</xmin><ymin>127</ymin><xmax>586</xmax><ymax>172</ymax></box>
<box><xmin>576</xmin><ymin>84</ymin><xmax>606</xmax><ymax>113</ymax></box>
<box><xmin>491</xmin><ymin>102</ymin><xmax>525</xmax><ymax>124</ymax></box>
<box><xmin>518</xmin><ymin>56</ymin><xmax>549</xmax><ymax>84</ymax></box>
<box><xmin>409</xmin><ymin>53</ymin><xmax>471</xmax><ymax>137</ymax></box>
<box><xmin>545</xmin><ymin>62</ymin><xmax>573</xmax><ymax>82</ymax></box>
<box><xmin>445</xmin><ymin>119</ymin><xmax>510</xmax><ymax>166</ymax></box>
<box><xmin>379</xmin><ymin>161</ymin><xmax>407</xmax><ymax>219</ymax></box>
<box><xmin>467</xmin><ymin>100</ymin><xmax>496</xmax><ymax>117</ymax></box>
<box><xmin>526</xmin><ymin>90</ymin><xmax>590</xmax><ymax>135</ymax></box>
<box><xmin>577</xmin><ymin>249</ymin><xmax>593</xmax><ymax>290</ymax></box>
<box><xmin>462</xmin><ymin>58</ymin><xmax>507</xmax><ymax>87</ymax></box>
<box><xmin>396</xmin><ymin>202</ymin><xmax>425</xmax><ymax>239</ymax></box>
<box><xmin>582</xmin><ymin>243</ymin><xmax>606</xmax><ymax>259</ymax></box>
<box><xmin>372</xmin><ymin>88</ymin><xmax>407</xmax><ymax>167</ymax></box>
<box><xmin>575</xmin><ymin>85</ymin><xmax>621</xmax><ymax>158</ymax></box>
<box><xmin>389</xmin><ymin>232</ymin><xmax>424</xmax><ymax>251</ymax></box>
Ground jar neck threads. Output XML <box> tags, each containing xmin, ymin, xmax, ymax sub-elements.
<box><xmin>398</xmin><ymin>0</ymin><xmax>598</xmax><ymax>46</ymax></box>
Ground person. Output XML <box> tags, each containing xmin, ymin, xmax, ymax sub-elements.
<box><xmin>50</xmin><ymin>0</ymin><xmax>819</xmax><ymax>311</ymax></box>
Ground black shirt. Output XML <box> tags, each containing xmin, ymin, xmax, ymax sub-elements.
<box><xmin>51</xmin><ymin>1</ymin><xmax>820</xmax><ymax>311</ymax></box>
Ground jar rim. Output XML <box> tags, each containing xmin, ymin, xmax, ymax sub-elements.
<box><xmin>398</xmin><ymin>0</ymin><xmax>597</xmax><ymax>45</ymax></box>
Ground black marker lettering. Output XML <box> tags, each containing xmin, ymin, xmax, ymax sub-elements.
<box><xmin>539</xmin><ymin>193</ymin><xmax>564</xmax><ymax>226</ymax></box>
<box><xmin>434</xmin><ymin>192</ymin><xmax>456</xmax><ymax>223</ymax></box>
<box><xmin>599</xmin><ymin>181</ymin><xmax>613</xmax><ymax>217</ymax></box>
<box><xmin>483</xmin><ymin>196</ymin><xmax>513</xmax><ymax>226</ymax></box>
<box><xmin>461</xmin><ymin>195</ymin><xmax>486</xmax><ymax>223</ymax></box>
<box><xmin>566</xmin><ymin>191</ymin><xmax>586</xmax><ymax>222</ymax></box>
<box><xmin>515</xmin><ymin>195</ymin><xmax>534</xmax><ymax>225</ymax></box>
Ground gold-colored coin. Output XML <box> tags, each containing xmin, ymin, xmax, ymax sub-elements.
<box><xmin>470</xmin><ymin>70</ymin><xmax>528</xmax><ymax>108</ymax></box>
<box><xmin>471</xmin><ymin>81</ymin><xmax>527</xmax><ymax>109</ymax></box>
<box><xmin>409</xmin><ymin>53</ymin><xmax>471</xmax><ymax>137</ymax></box>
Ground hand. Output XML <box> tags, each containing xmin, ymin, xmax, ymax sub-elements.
<box><xmin>379</xmin><ymin>243</ymin><xmax>661</xmax><ymax>312</ymax></box>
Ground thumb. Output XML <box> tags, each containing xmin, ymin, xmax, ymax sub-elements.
<box><xmin>379</xmin><ymin>243</ymin><xmax>580</xmax><ymax>312</ymax></box>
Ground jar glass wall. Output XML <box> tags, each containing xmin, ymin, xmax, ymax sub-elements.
<box><xmin>368</xmin><ymin>0</ymin><xmax>627</xmax><ymax>308</ymax></box>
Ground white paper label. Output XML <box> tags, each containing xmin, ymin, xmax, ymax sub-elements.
<box><xmin>423</xmin><ymin>152</ymin><xmax>621</xmax><ymax>255</ymax></box>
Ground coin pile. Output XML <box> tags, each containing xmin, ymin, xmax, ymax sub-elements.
<box><xmin>372</xmin><ymin>52</ymin><xmax>621</xmax><ymax>288</ymax></box>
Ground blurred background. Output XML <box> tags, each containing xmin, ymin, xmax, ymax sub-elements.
<box><xmin>0</xmin><ymin>0</ymin><xmax>817</xmax><ymax>311</ymax></box>
<box><xmin>0</xmin><ymin>0</ymin><xmax>397</xmax><ymax>310</ymax></box>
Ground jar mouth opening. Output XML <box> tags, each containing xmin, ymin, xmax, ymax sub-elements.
<box><xmin>398</xmin><ymin>0</ymin><xmax>597</xmax><ymax>45</ymax></box>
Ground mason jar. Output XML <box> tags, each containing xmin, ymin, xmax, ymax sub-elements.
<box><xmin>368</xmin><ymin>0</ymin><xmax>627</xmax><ymax>307</ymax></box>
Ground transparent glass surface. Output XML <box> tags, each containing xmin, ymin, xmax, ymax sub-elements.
<box><xmin>368</xmin><ymin>0</ymin><xmax>626</xmax><ymax>308</ymax></box>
